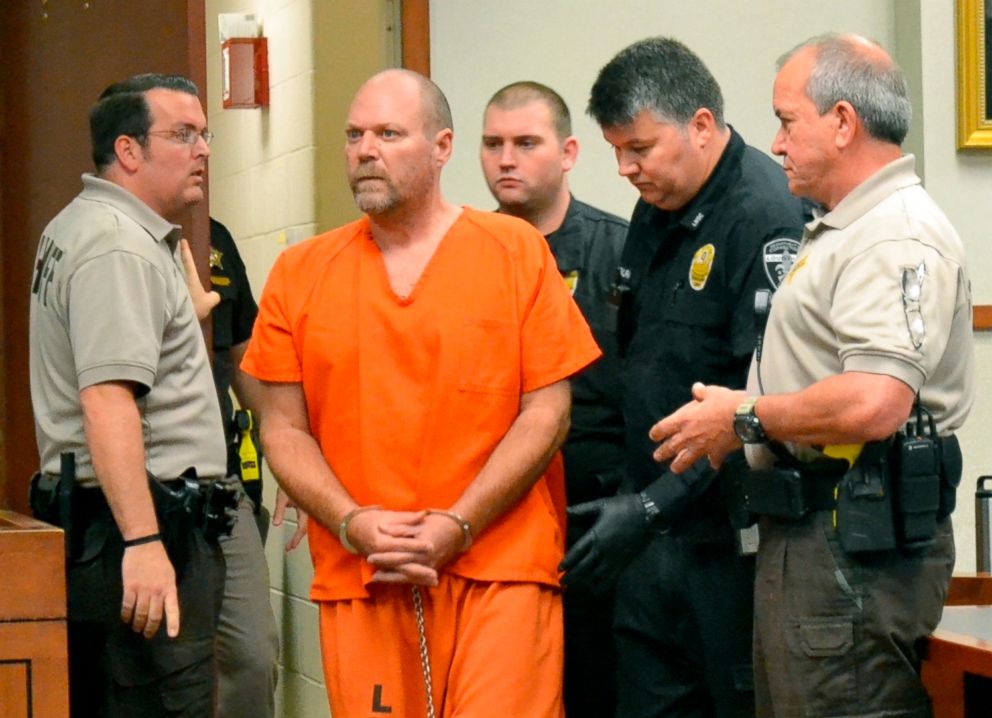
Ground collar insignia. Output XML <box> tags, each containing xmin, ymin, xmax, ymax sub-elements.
<box><xmin>563</xmin><ymin>270</ymin><xmax>579</xmax><ymax>296</ymax></box>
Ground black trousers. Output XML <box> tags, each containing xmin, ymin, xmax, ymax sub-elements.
<box><xmin>67</xmin><ymin>514</ymin><xmax>225</xmax><ymax>717</ymax></box>
<box><xmin>562</xmin><ymin>439</ymin><xmax>624</xmax><ymax>718</ymax></box>
<box><xmin>563</xmin><ymin>585</ymin><xmax>617</xmax><ymax>718</ymax></box>
<box><xmin>613</xmin><ymin>530</ymin><xmax>756</xmax><ymax>718</ymax></box>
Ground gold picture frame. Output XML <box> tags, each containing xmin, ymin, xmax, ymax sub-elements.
<box><xmin>957</xmin><ymin>0</ymin><xmax>992</xmax><ymax>148</ymax></box>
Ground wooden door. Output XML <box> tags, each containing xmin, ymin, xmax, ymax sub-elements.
<box><xmin>0</xmin><ymin>2</ymin><xmax>208</xmax><ymax>512</ymax></box>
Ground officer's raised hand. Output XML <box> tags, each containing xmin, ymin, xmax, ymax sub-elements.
<box><xmin>560</xmin><ymin>493</ymin><xmax>656</xmax><ymax>594</ymax></box>
<box><xmin>179</xmin><ymin>238</ymin><xmax>220</xmax><ymax>321</ymax></box>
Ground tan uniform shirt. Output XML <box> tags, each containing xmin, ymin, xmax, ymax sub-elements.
<box><xmin>753</xmin><ymin>155</ymin><xmax>974</xmax><ymax>437</ymax></box>
<box><xmin>29</xmin><ymin>174</ymin><xmax>227</xmax><ymax>485</ymax></box>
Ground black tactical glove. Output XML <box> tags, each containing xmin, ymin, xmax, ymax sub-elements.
<box><xmin>559</xmin><ymin>492</ymin><xmax>659</xmax><ymax>594</ymax></box>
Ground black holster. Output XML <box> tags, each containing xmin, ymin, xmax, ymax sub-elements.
<box><xmin>836</xmin><ymin>433</ymin><xmax>963</xmax><ymax>554</ymax></box>
<box><xmin>29</xmin><ymin>472</ymin><xmax>63</xmax><ymax>527</ymax></box>
<box><xmin>835</xmin><ymin>440</ymin><xmax>899</xmax><ymax>553</ymax></box>
<box><xmin>148</xmin><ymin>470</ymin><xmax>241</xmax><ymax>576</ymax></box>
<box><xmin>29</xmin><ymin>462</ymin><xmax>239</xmax><ymax>576</ymax></box>
<box><xmin>28</xmin><ymin>453</ymin><xmax>81</xmax><ymax>558</ymax></box>
<box><xmin>148</xmin><ymin>475</ymin><xmax>198</xmax><ymax>576</ymax></box>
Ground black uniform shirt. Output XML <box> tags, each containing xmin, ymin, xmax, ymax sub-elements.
<box><xmin>209</xmin><ymin>218</ymin><xmax>259</xmax><ymax>439</ymax></box>
<box><xmin>545</xmin><ymin>197</ymin><xmax>629</xmax><ymax>504</ymax></box>
<box><xmin>618</xmin><ymin>129</ymin><xmax>805</xmax><ymax>524</ymax></box>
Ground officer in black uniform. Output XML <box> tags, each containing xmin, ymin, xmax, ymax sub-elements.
<box><xmin>208</xmin><ymin>218</ymin><xmax>267</xmax><ymax>535</ymax></box>
<box><xmin>560</xmin><ymin>38</ymin><xmax>805</xmax><ymax>718</ymax></box>
<box><xmin>549</xmin><ymin>196</ymin><xmax>627</xmax><ymax>504</ymax></box>
<box><xmin>481</xmin><ymin>81</ymin><xmax>627</xmax><ymax>718</ymax></box>
<box><xmin>199</xmin><ymin>218</ymin><xmax>280</xmax><ymax>718</ymax></box>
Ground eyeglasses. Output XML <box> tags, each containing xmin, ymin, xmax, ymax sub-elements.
<box><xmin>147</xmin><ymin>127</ymin><xmax>214</xmax><ymax>146</ymax></box>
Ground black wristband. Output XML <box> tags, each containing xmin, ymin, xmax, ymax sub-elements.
<box><xmin>123</xmin><ymin>533</ymin><xmax>162</xmax><ymax>548</ymax></box>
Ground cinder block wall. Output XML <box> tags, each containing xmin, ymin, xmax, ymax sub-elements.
<box><xmin>205</xmin><ymin>1</ymin><xmax>397</xmax><ymax>715</ymax></box>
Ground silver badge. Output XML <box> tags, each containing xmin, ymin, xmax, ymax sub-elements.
<box><xmin>762</xmin><ymin>238</ymin><xmax>800</xmax><ymax>289</ymax></box>
<box><xmin>901</xmin><ymin>262</ymin><xmax>927</xmax><ymax>349</ymax></box>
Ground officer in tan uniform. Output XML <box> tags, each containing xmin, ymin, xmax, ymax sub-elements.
<box><xmin>650</xmin><ymin>33</ymin><xmax>974</xmax><ymax>717</ymax></box>
<box><xmin>30</xmin><ymin>73</ymin><xmax>228</xmax><ymax>717</ymax></box>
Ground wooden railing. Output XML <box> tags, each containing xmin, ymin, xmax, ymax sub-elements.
<box><xmin>923</xmin><ymin>573</ymin><xmax>992</xmax><ymax>718</ymax></box>
<box><xmin>0</xmin><ymin>511</ymin><xmax>69</xmax><ymax>717</ymax></box>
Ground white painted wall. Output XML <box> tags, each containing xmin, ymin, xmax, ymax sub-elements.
<box><xmin>431</xmin><ymin>0</ymin><xmax>895</xmax><ymax>218</ymax></box>
<box><xmin>917</xmin><ymin>1</ymin><xmax>992</xmax><ymax>573</ymax></box>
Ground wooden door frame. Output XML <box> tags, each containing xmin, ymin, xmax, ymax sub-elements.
<box><xmin>402</xmin><ymin>0</ymin><xmax>431</xmax><ymax>75</ymax></box>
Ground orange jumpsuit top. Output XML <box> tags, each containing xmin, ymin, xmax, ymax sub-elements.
<box><xmin>242</xmin><ymin>208</ymin><xmax>601</xmax><ymax>601</ymax></box>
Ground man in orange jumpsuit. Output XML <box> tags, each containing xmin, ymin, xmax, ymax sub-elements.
<box><xmin>242</xmin><ymin>69</ymin><xmax>600</xmax><ymax>718</ymax></box>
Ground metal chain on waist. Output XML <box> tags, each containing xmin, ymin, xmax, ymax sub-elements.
<box><xmin>411</xmin><ymin>585</ymin><xmax>436</xmax><ymax>718</ymax></box>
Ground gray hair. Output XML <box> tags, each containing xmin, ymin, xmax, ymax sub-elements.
<box><xmin>588</xmin><ymin>36</ymin><xmax>725</xmax><ymax>129</ymax></box>
<box><xmin>778</xmin><ymin>33</ymin><xmax>910</xmax><ymax>145</ymax></box>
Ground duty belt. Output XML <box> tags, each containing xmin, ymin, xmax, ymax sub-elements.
<box><xmin>740</xmin><ymin>446</ymin><xmax>849</xmax><ymax>520</ymax></box>
<box><xmin>793</xmin><ymin>471</ymin><xmax>840</xmax><ymax>512</ymax></box>
<box><xmin>42</xmin><ymin>474</ymin><xmax>224</xmax><ymax>483</ymax></box>
<box><xmin>41</xmin><ymin>475</ymin><xmax>226</xmax><ymax>508</ymax></box>
<box><xmin>38</xmin><ymin>472</ymin><xmax>238</xmax><ymax>542</ymax></box>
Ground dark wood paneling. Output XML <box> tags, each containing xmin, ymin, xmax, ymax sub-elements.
<box><xmin>974</xmin><ymin>305</ymin><xmax>992</xmax><ymax>331</ymax></box>
<box><xmin>0</xmin><ymin>512</ymin><xmax>68</xmax><ymax>717</ymax></box>
<box><xmin>0</xmin><ymin>8</ymin><xmax>7</xmax><ymax>509</ymax></box>
<box><xmin>402</xmin><ymin>0</ymin><xmax>431</xmax><ymax>76</ymax></box>
<box><xmin>0</xmin><ymin>2</ymin><xmax>207</xmax><ymax>512</ymax></box>
<box><xmin>945</xmin><ymin>573</ymin><xmax>992</xmax><ymax>606</ymax></box>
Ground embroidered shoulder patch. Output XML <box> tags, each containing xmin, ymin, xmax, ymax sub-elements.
<box><xmin>762</xmin><ymin>238</ymin><xmax>800</xmax><ymax>289</ymax></box>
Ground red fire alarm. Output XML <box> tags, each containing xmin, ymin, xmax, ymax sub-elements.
<box><xmin>222</xmin><ymin>37</ymin><xmax>269</xmax><ymax>109</ymax></box>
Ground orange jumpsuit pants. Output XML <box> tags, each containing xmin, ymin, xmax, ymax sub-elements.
<box><xmin>319</xmin><ymin>575</ymin><xmax>564</xmax><ymax>718</ymax></box>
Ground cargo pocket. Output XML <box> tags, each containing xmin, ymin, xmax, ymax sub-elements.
<box><xmin>158</xmin><ymin>656</ymin><xmax>215</xmax><ymax>715</ymax></box>
<box><xmin>107</xmin><ymin>653</ymin><xmax>214</xmax><ymax>716</ymax></box>
<box><xmin>800</xmin><ymin>619</ymin><xmax>853</xmax><ymax>657</ymax></box>
<box><xmin>797</xmin><ymin>616</ymin><xmax>856</xmax><ymax>712</ymax></box>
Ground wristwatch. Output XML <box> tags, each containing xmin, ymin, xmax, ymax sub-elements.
<box><xmin>638</xmin><ymin>492</ymin><xmax>661</xmax><ymax>525</ymax></box>
<box><xmin>638</xmin><ymin>492</ymin><xmax>669</xmax><ymax>533</ymax></box>
<box><xmin>733</xmin><ymin>397</ymin><xmax>767</xmax><ymax>444</ymax></box>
